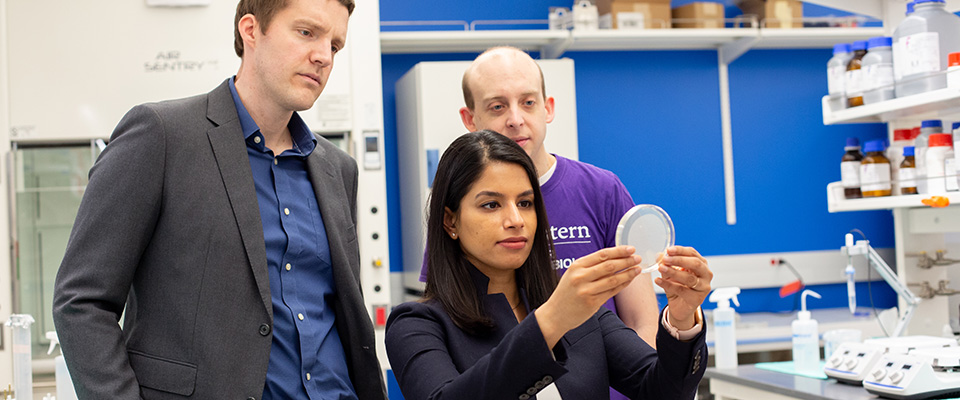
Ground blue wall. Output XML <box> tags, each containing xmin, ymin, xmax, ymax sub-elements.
<box><xmin>379</xmin><ymin>1</ymin><xmax>897</xmax><ymax>311</ymax></box>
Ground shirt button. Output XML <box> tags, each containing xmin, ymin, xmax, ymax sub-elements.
<box><xmin>259</xmin><ymin>323</ymin><xmax>270</xmax><ymax>336</ymax></box>
<box><xmin>254</xmin><ymin>136</ymin><xmax>261</xmax><ymax>144</ymax></box>
<box><xmin>285</xmin><ymin>263</ymin><xmax>291</xmax><ymax>271</ymax></box>
<box><xmin>298</xmin><ymin>313</ymin><xmax>304</xmax><ymax>321</ymax></box>
<box><xmin>273</xmin><ymin>158</ymin><xmax>278</xmax><ymax>165</ymax></box>
<box><xmin>284</xmin><ymin>208</ymin><xmax>290</xmax><ymax>215</ymax></box>
<box><xmin>306</xmin><ymin>373</ymin><xmax>311</xmax><ymax>381</ymax></box>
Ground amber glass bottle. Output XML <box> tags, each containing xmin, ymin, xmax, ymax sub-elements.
<box><xmin>846</xmin><ymin>40</ymin><xmax>868</xmax><ymax>107</ymax></box>
<box><xmin>860</xmin><ymin>139</ymin><xmax>892</xmax><ymax>197</ymax></box>
<box><xmin>841</xmin><ymin>138</ymin><xmax>863</xmax><ymax>199</ymax></box>
<box><xmin>900</xmin><ymin>146</ymin><xmax>918</xmax><ymax>194</ymax></box>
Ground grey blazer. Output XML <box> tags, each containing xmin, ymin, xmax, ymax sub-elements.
<box><xmin>52</xmin><ymin>79</ymin><xmax>386</xmax><ymax>400</ymax></box>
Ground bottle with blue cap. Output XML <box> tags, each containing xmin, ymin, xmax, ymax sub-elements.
<box><xmin>841</xmin><ymin>137</ymin><xmax>864</xmax><ymax>199</ymax></box>
<box><xmin>863</xmin><ymin>36</ymin><xmax>895</xmax><ymax>104</ymax></box>
<box><xmin>901</xmin><ymin>146</ymin><xmax>919</xmax><ymax>194</ymax></box>
<box><xmin>828</xmin><ymin>43</ymin><xmax>853</xmax><ymax>99</ymax></box>
<box><xmin>893</xmin><ymin>0</ymin><xmax>960</xmax><ymax>97</ymax></box>
<box><xmin>792</xmin><ymin>290</ymin><xmax>822</xmax><ymax>375</ymax></box>
<box><xmin>860</xmin><ymin>139</ymin><xmax>892</xmax><ymax>197</ymax></box>
<box><xmin>846</xmin><ymin>40</ymin><xmax>869</xmax><ymax>107</ymax></box>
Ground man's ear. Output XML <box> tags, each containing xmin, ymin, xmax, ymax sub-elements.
<box><xmin>460</xmin><ymin>107</ymin><xmax>478</xmax><ymax>132</ymax></box>
<box><xmin>544</xmin><ymin>96</ymin><xmax>556</xmax><ymax>124</ymax></box>
<box><xmin>238</xmin><ymin>14</ymin><xmax>259</xmax><ymax>54</ymax></box>
<box><xmin>443</xmin><ymin>207</ymin><xmax>458</xmax><ymax>239</ymax></box>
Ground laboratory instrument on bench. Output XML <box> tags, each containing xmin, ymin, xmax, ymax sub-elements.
<box><xmin>863</xmin><ymin>346</ymin><xmax>960</xmax><ymax>399</ymax></box>
<box><xmin>843</xmin><ymin>233</ymin><xmax>921</xmax><ymax>337</ymax></box>
<box><xmin>824</xmin><ymin>335</ymin><xmax>957</xmax><ymax>385</ymax></box>
<box><xmin>615</xmin><ymin>204</ymin><xmax>675</xmax><ymax>274</ymax></box>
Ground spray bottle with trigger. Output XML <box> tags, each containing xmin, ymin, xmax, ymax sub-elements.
<box><xmin>792</xmin><ymin>289</ymin><xmax>823</xmax><ymax>375</ymax></box>
<box><xmin>46</xmin><ymin>331</ymin><xmax>79</xmax><ymax>400</ymax></box>
<box><xmin>708</xmin><ymin>287</ymin><xmax>741</xmax><ymax>369</ymax></box>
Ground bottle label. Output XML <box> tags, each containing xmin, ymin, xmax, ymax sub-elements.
<box><xmin>865</xmin><ymin>63</ymin><xmax>894</xmax><ymax>91</ymax></box>
<box><xmin>901</xmin><ymin>167</ymin><xmax>918</xmax><ymax>188</ymax></box>
<box><xmin>946</xmin><ymin>158</ymin><xmax>959</xmax><ymax>191</ymax></box>
<box><xmin>828</xmin><ymin>65</ymin><xmax>846</xmax><ymax>95</ymax></box>
<box><xmin>861</xmin><ymin>162</ymin><xmax>891</xmax><ymax>192</ymax></box>
<box><xmin>845</xmin><ymin>69</ymin><xmax>864</xmax><ymax>96</ymax></box>
<box><xmin>896</xmin><ymin>32</ymin><xmax>941</xmax><ymax>77</ymax></box>
<box><xmin>841</xmin><ymin>161</ymin><xmax>860</xmax><ymax>188</ymax></box>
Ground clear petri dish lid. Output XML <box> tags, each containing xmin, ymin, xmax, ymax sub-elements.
<box><xmin>615</xmin><ymin>204</ymin><xmax>675</xmax><ymax>273</ymax></box>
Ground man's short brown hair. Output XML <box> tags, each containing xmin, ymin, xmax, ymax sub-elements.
<box><xmin>233</xmin><ymin>0</ymin><xmax>355</xmax><ymax>57</ymax></box>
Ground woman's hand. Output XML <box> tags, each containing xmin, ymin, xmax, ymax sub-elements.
<box><xmin>536</xmin><ymin>246</ymin><xmax>642</xmax><ymax>348</ymax></box>
<box><xmin>655</xmin><ymin>246</ymin><xmax>712</xmax><ymax>330</ymax></box>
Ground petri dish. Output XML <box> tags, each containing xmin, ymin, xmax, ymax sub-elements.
<box><xmin>615</xmin><ymin>204</ymin><xmax>675</xmax><ymax>274</ymax></box>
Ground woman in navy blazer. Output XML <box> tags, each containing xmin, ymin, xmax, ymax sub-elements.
<box><xmin>386</xmin><ymin>130</ymin><xmax>713</xmax><ymax>400</ymax></box>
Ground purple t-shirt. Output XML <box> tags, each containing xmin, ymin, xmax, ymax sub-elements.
<box><xmin>541</xmin><ymin>155</ymin><xmax>635</xmax><ymax>314</ymax></box>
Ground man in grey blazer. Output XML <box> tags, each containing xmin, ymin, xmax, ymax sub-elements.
<box><xmin>51</xmin><ymin>0</ymin><xmax>386</xmax><ymax>399</ymax></box>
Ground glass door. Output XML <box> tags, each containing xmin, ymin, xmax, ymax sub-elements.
<box><xmin>11</xmin><ymin>140</ymin><xmax>103</xmax><ymax>359</ymax></box>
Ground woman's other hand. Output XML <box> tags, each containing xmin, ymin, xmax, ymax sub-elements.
<box><xmin>655</xmin><ymin>246</ymin><xmax>712</xmax><ymax>330</ymax></box>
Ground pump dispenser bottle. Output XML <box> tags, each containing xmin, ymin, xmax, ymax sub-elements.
<box><xmin>792</xmin><ymin>290</ymin><xmax>822</xmax><ymax>375</ymax></box>
<box><xmin>709</xmin><ymin>287</ymin><xmax>741</xmax><ymax>369</ymax></box>
<box><xmin>46</xmin><ymin>331</ymin><xmax>79</xmax><ymax>400</ymax></box>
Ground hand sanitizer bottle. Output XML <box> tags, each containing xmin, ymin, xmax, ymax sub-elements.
<box><xmin>792</xmin><ymin>289</ymin><xmax>822</xmax><ymax>375</ymax></box>
<box><xmin>709</xmin><ymin>287</ymin><xmax>741</xmax><ymax>369</ymax></box>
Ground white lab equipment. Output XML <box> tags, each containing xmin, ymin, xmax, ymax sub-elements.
<box><xmin>845</xmin><ymin>261</ymin><xmax>857</xmax><ymax>315</ymax></box>
<box><xmin>825</xmin><ymin>335</ymin><xmax>958</xmax><ymax>385</ymax></box>
<box><xmin>792</xmin><ymin>290</ymin><xmax>822</xmax><ymax>376</ymax></box>
<box><xmin>46</xmin><ymin>332</ymin><xmax>78</xmax><ymax>400</ymax></box>
<box><xmin>7</xmin><ymin>314</ymin><xmax>35</xmax><ymax>400</ymax></box>
<box><xmin>863</xmin><ymin>346</ymin><xmax>960</xmax><ymax>399</ymax></box>
<box><xmin>572</xmin><ymin>0</ymin><xmax>600</xmax><ymax>30</ymax></box>
<box><xmin>615</xmin><ymin>204</ymin><xmax>675</xmax><ymax>274</ymax></box>
<box><xmin>843</xmin><ymin>233</ymin><xmax>921</xmax><ymax>337</ymax></box>
<box><xmin>395</xmin><ymin>60</ymin><xmax>578</xmax><ymax>295</ymax></box>
<box><xmin>709</xmin><ymin>287</ymin><xmax>741</xmax><ymax>369</ymax></box>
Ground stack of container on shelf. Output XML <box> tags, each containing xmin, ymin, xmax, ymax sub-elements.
<box><xmin>840</xmin><ymin>120</ymin><xmax>960</xmax><ymax>199</ymax></box>
<box><xmin>825</xmin><ymin>0</ymin><xmax>960</xmax><ymax>111</ymax></box>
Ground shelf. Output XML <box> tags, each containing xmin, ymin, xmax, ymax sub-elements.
<box><xmin>826</xmin><ymin>181</ymin><xmax>960</xmax><ymax>212</ymax></box>
<box><xmin>822</xmin><ymin>87</ymin><xmax>960</xmax><ymax>125</ymax></box>
<box><xmin>380</xmin><ymin>30</ymin><xmax>568</xmax><ymax>55</ymax></box>
<box><xmin>380</xmin><ymin>27</ymin><xmax>883</xmax><ymax>56</ymax></box>
<box><xmin>754</xmin><ymin>27</ymin><xmax>884</xmax><ymax>49</ymax></box>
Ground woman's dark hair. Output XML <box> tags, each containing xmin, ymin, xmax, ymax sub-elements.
<box><xmin>424</xmin><ymin>130</ymin><xmax>558</xmax><ymax>335</ymax></box>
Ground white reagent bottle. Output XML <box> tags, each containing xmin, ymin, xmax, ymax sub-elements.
<box><xmin>792</xmin><ymin>289</ymin><xmax>823</xmax><ymax>375</ymax></box>
<box><xmin>709</xmin><ymin>287</ymin><xmax>741</xmax><ymax>369</ymax></box>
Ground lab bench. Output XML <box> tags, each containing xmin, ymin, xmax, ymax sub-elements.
<box><xmin>705</xmin><ymin>364</ymin><xmax>878</xmax><ymax>400</ymax></box>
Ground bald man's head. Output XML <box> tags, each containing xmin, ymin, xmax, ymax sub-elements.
<box><xmin>461</xmin><ymin>46</ymin><xmax>547</xmax><ymax>111</ymax></box>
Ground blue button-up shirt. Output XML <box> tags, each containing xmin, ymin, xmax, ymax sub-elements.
<box><xmin>229</xmin><ymin>77</ymin><xmax>357</xmax><ymax>400</ymax></box>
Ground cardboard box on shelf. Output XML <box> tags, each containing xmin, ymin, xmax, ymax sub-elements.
<box><xmin>672</xmin><ymin>2</ymin><xmax>725</xmax><ymax>29</ymax></box>
<box><xmin>734</xmin><ymin>0</ymin><xmax>803</xmax><ymax>28</ymax></box>
<box><xmin>597</xmin><ymin>0</ymin><xmax>672</xmax><ymax>29</ymax></box>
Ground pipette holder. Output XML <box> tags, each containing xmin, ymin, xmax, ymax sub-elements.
<box><xmin>843</xmin><ymin>233</ymin><xmax>920</xmax><ymax>337</ymax></box>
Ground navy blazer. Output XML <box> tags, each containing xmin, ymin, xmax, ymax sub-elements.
<box><xmin>385</xmin><ymin>266</ymin><xmax>707</xmax><ymax>400</ymax></box>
